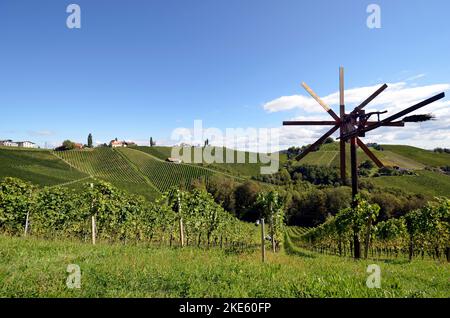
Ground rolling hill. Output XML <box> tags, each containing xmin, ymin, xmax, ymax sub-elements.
<box><xmin>1</xmin><ymin>143</ymin><xmax>449</xmax><ymax>200</ymax></box>
<box><xmin>297</xmin><ymin>143</ymin><xmax>448</xmax><ymax>170</ymax></box>
<box><xmin>0</xmin><ymin>147</ymin><xmax>90</xmax><ymax>188</ymax></box>
<box><xmin>134</xmin><ymin>145</ymin><xmax>281</xmax><ymax>178</ymax></box>
<box><xmin>294</xmin><ymin>143</ymin><xmax>450</xmax><ymax>197</ymax></box>
<box><xmin>117</xmin><ymin>147</ymin><xmax>216</xmax><ymax>192</ymax></box>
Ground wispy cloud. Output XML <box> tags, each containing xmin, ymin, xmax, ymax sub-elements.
<box><xmin>405</xmin><ymin>73</ymin><xmax>426</xmax><ymax>82</ymax></box>
<box><xmin>27</xmin><ymin>130</ymin><xmax>55</xmax><ymax>137</ymax></box>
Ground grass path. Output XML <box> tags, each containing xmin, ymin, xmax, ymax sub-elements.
<box><xmin>0</xmin><ymin>236</ymin><xmax>448</xmax><ymax>298</ymax></box>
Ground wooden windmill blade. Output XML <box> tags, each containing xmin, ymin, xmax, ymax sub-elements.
<box><xmin>356</xmin><ymin>138</ymin><xmax>384</xmax><ymax>168</ymax></box>
<box><xmin>301</xmin><ymin>82</ymin><xmax>341</xmax><ymax>121</ymax></box>
<box><xmin>295</xmin><ymin>125</ymin><xmax>340</xmax><ymax>161</ymax></box>
<box><xmin>283</xmin><ymin>121</ymin><xmax>337</xmax><ymax>126</ymax></box>
<box><xmin>282</xmin><ymin>120</ymin><xmax>404</xmax><ymax>126</ymax></box>
<box><xmin>353</xmin><ymin>84</ymin><xmax>388</xmax><ymax>113</ymax></box>
<box><xmin>343</xmin><ymin>92</ymin><xmax>446</xmax><ymax>139</ymax></box>
<box><xmin>368</xmin><ymin>121</ymin><xmax>404</xmax><ymax>127</ymax></box>
<box><xmin>339</xmin><ymin>67</ymin><xmax>346</xmax><ymax>183</ymax></box>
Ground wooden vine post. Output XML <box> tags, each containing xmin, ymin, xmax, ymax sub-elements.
<box><xmin>24</xmin><ymin>211</ymin><xmax>30</xmax><ymax>237</ymax></box>
<box><xmin>90</xmin><ymin>183</ymin><xmax>96</xmax><ymax>245</ymax></box>
<box><xmin>24</xmin><ymin>192</ymin><xmax>33</xmax><ymax>237</ymax></box>
<box><xmin>178</xmin><ymin>191</ymin><xmax>185</xmax><ymax>247</ymax></box>
<box><xmin>260</xmin><ymin>218</ymin><xmax>266</xmax><ymax>263</ymax></box>
<box><xmin>283</xmin><ymin>66</ymin><xmax>445</xmax><ymax>259</ymax></box>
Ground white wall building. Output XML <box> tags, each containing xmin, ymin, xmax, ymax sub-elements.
<box><xmin>0</xmin><ymin>140</ymin><xmax>18</xmax><ymax>147</ymax></box>
<box><xmin>17</xmin><ymin>141</ymin><xmax>38</xmax><ymax>148</ymax></box>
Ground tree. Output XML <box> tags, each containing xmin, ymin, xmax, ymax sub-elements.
<box><xmin>256</xmin><ymin>190</ymin><xmax>285</xmax><ymax>252</ymax></box>
<box><xmin>55</xmin><ymin>140</ymin><xmax>76</xmax><ymax>151</ymax></box>
<box><xmin>234</xmin><ymin>181</ymin><xmax>261</xmax><ymax>221</ymax></box>
<box><xmin>150</xmin><ymin>137</ymin><xmax>155</xmax><ymax>147</ymax></box>
<box><xmin>87</xmin><ymin>133</ymin><xmax>93</xmax><ymax>148</ymax></box>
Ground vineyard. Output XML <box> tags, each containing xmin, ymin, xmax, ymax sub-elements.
<box><xmin>0</xmin><ymin>148</ymin><xmax>88</xmax><ymax>187</ymax></box>
<box><xmin>297</xmin><ymin>143</ymin><xmax>447</xmax><ymax>170</ymax></box>
<box><xmin>118</xmin><ymin>147</ymin><xmax>215</xmax><ymax>192</ymax></box>
<box><xmin>286</xmin><ymin>197</ymin><xmax>450</xmax><ymax>261</ymax></box>
<box><xmin>0</xmin><ymin>177</ymin><xmax>259</xmax><ymax>249</ymax></box>
<box><xmin>53</xmin><ymin>148</ymin><xmax>160</xmax><ymax>199</ymax></box>
<box><xmin>135</xmin><ymin>146</ymin><xmax>279</xmax><ymax>178</ymax></box>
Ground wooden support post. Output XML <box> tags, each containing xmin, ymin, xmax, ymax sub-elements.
<box><xmin>350</xmin><ymin>137</ymin><xmax>358</xmax><ymax>200</ymax></box>
<box><xmin>179</xmin><ymin>217</ymin><xmax>185</xmax><ymax>247</ymax></box>
<box><xmin>261</xmin><ymin>218</ymin><xmax>266</xmax><ymax>263</ymax></box>
<box><xmin>24</xmin><ymin>210</ymin><xmax>30</xmax><ymax>237</ymax></box>
<box><xmin>90</xmin><ymin>183</ymin><xmax>96</xmax><ymax>245</ymax></box>
<box><xmin>350</xmin><ymin>137</ymin><xmax>360</xmax><ymax>259</ymax></box>
<box><xmin>339</xmin><ymin>67</ymin><xmax>347</xmax><ymax>184</ymax></box>
<box><xmin>91</xmin><ymin>215</ymin><xmax>96</xmax><ymax>245</ymax></box>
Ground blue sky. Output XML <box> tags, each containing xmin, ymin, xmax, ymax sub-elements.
<box><xmin>0</xmin><ymin>0</ymin><xmax>449</xmax><ymax>149</ymax></box>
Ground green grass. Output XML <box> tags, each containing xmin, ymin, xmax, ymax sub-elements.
<box><xmin>0</xmin><ymin>148</ymin><xmax>88</xmax><ymax>186</ymax></box>
<box><xmin>369</xmin><ymin>170</ymin><xmax>450</xmax><ymax>198</ymax></box>
<box><xmin>0</xmin><ymin>236</ymin><xmax>448</xmax><ymax>298</ymax></box>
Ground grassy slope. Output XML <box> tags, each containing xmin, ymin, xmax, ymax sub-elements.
<box><xmin>53</xmin><ymin>148</ymin><xmax>160</xmax><ymax>200</ymax></box>
<box><xmin>368</xmin><ymin>170</ymin><xmax>450</xmax><ymax>197</ymax></box>
<box><xmin>0</xmin><ymin>148</ymin><xmax>88</xmax><ymax>187</ymax></box>
<box><xmin>300</xmin><ymin>143</ymin><xmax>428</xmax><ymax>170</ymax></box>
<box><xmin>381</xmin><ymin>145</ymin><xmax>450</xmax><ymax>167</ymax></box>
<box><xmin>118</xmin><ymin>147</ymin><xmax>215</xmax><ymax>192</ymax></box>
<box><xmin>0</xmin><ymin>236</ymin><xmax>448</xmax><ymax>298</ymax></box>
<box><xmin>135</xmin><ymin>146</ymin><xmax>280</xmax><ymax>178</ymax></box>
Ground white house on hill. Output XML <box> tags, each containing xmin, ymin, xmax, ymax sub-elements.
<box><xmin>17</xmin><ymin>141</ymin><xmax>38</xmax><ymax>148</ymax></box>
<box><xmin>0</xmin><ymin>140</ymin><xmax>37</xmax><ymax>148</ymax></box>
<box><xmin>110</xmin><ymin>139</ymin><xmax>137</xmax><ymax>148</ymax></box>
<box><xmin>0</xmin><ymin>140</ymin><xmax>18</xmax><ymax>147</ymax></box>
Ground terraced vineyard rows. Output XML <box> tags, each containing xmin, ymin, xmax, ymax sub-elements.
<box><xmin>0</xmin><ymin>148</ymin><xmax>88</xmax><ymax>186</ymax></box>
<box><xmin>53</xmin><ymin>148</ymin><xmax>162</xmax><ymax>200</ymax></box>
<box><xmin>118</xmin><ymin>148</ymin><xmax>214</xmax><ymax>192</ymax></box>
<box><xmin>54</xmin><ymin>148</ymin><xmax>146</xmax><ymax>184</ymax></box>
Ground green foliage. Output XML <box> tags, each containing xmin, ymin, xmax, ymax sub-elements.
<box><xmin>296</xmin><ymin>197</ymin><xmax>449</xmax><ymax>261</ymax></box>
<box><xmin>0</xmin><ymin>178</ymin><xmax>35</xmax><ymax>234</ymax></box>
<box><xmin>87</xmin><ymin>134</ymin><xmax>93</xmax><ymax>148</ymax></box>
<box><xmin>0</xmin><ymin>178</ymin><xmax>258</xmax><ymax>249</ymax></box>
<box><xmin>256</xmin><ymin>190</ymin><xmax>285</xmax><ymax>251</ymax></box>
<box><xmin>56</xmin><ymin>140</ymin><xmax>76</xmax><ymax>151</ymax></box>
